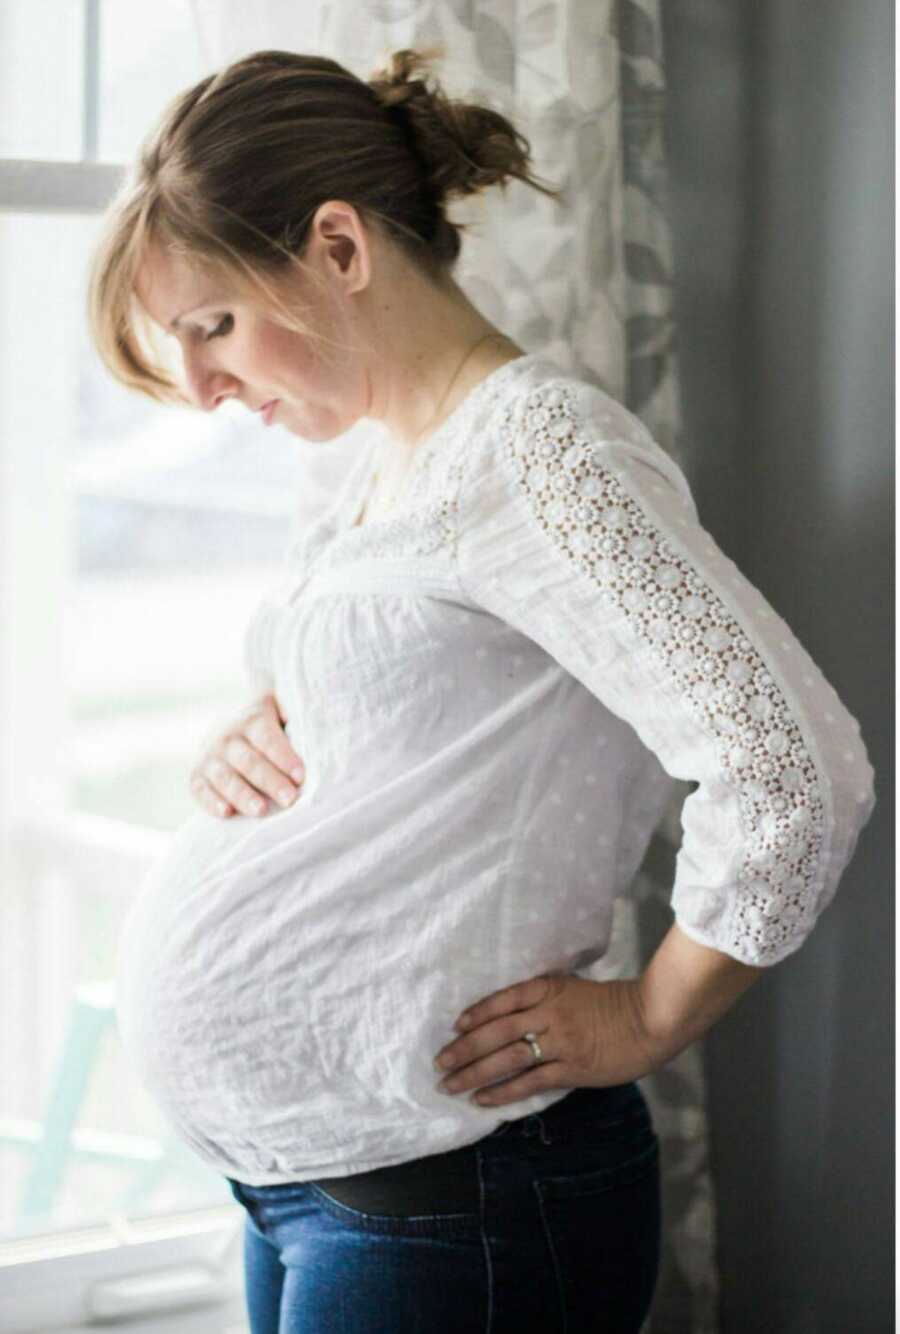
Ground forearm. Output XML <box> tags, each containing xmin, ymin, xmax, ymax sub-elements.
<box><xmin>635</xmin><ymin>922</ymin><xmax>767</xmax><ymax>1063</ymax></box>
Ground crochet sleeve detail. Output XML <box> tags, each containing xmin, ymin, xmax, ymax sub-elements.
<box><xmin>455</xmin><ymin>378</ymin><xmax>876</xmax><ymax>967</ymax></box>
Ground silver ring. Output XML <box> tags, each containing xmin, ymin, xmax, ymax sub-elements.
<box><xmin>522</xmin><ymin>1031</ymin><xmax>543</xmax><ymax>1064</ymax></box>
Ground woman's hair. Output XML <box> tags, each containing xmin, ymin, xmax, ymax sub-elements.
<box><xmin>87</xmin><ymin>45</ymin><xmax>563</xmax><ymax>406</ymax></box>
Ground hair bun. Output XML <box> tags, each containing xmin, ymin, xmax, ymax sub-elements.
<box><xmin>368</xmin><ymin>46</ymin><xmax>548</xmax><ymax>204</ymax></box>
<box><xmin>368</xmin><ymin>47</ymin><xmax>435</xmax><ymax>111</ymax></box>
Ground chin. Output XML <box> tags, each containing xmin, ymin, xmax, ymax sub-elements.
<box><xmin>293</xmin><ymin>407</ymin><xmax>359</xmax><ymax>443</ymax></box>
<box><xmin>286</xmin><ymin>420</ymin><xmax>345</xmax><ymax>444</ymax></box>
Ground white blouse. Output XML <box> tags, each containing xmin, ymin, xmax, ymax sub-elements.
<box><xmin>114</xmin><ymin>351</ymin><xmax>876</xmax><ymax>1186</ymax></box>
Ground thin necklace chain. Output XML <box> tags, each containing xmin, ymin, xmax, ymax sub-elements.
<box><xmin>370</xmin><ymin>332</ymin><xmax>515</xmax><ymax>509</ymax></box>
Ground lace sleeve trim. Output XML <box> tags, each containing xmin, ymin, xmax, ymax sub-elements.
<box><xmin>493</xmin><ymin>379</ymin><xmax>852</xmax><ymax>966</ymax></box>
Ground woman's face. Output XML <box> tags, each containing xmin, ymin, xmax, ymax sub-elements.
<box><xmin>133</xmin><ymin>241</ymin><xmax>369</xmax><ymax>440</ymax></box>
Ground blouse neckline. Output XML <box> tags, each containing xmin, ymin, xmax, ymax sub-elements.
<box><xmin>346</xmin><ymin>350</ymin><xmax>547</xmax><ymax>531</ymax></box>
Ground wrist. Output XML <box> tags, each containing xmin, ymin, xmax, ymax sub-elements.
<box><xmin>636</xmin><ymin>922</ymin><xmax>766</xmax><ymax>1057</ymax></box>
<box><xmin>618</xmin><ymin>977</ymin><xmax>680</xmax><ymax>1076</ymax></box>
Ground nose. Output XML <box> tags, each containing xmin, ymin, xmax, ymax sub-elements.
<box><xmin>182</xmin><ymin>350</ymin><xmax>239</xmax><ymax>412</ymax></box>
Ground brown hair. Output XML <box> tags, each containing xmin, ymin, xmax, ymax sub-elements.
<box><xmin>86</xmin><ymin>45</ymin><xmax>563</xmax><ymax>407</ymax></box>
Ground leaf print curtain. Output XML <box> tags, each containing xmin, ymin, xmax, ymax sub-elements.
<box><xmin>188</xmin><ymin>1</ymin><xmax>714</xmax><ymax>1328</ymax></box>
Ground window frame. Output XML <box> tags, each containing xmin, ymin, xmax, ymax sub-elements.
<box><xmin>0</xmin><ymin>154</ymin><xmax>248</xmax><ymax>1331</ymax></box>
<box><xmin>0</xmin><ymin>160</ymin><xmax>123</xmax><ymax>213</ymax></box>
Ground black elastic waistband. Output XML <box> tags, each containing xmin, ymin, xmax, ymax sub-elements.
<box><xmin>306</xmin><ymin>1083</ymin><xmax>643</xmax><ymax>1216</ymax></box>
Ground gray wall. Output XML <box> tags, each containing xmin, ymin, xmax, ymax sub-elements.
<box><xmin>660</xmin><ymin>3</ymin><xmax>894</xmax><ymax>1332</ymax></box>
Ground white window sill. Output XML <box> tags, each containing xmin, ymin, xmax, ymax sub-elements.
<box><xmin>1</xmin><ymin>1209</ymin><xmax>248</xmax><ymax>1334</ymax></box>
<box><xmin>53</xmin><ymin>1298</ymin><xmax>249</xmax><ymax>1333</ymax></box>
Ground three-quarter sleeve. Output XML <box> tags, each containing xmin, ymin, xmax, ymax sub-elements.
<box><xmin>455</xmin><ymin>376</ymin><xmax>876</xmax><ymax>967</ymax></box>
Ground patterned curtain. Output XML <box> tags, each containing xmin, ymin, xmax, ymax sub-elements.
<box><xmin>189</xmin><ymin>2</ymin><xmax>716</xmax><ymax>1328</ymax></box>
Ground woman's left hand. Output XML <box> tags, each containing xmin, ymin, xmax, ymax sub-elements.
<box><xmin>433</xmin><ymin>973</ymin><xmax>663</xmax><ymax>1108</ymax></box>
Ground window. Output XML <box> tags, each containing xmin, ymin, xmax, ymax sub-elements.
<box><xmin>0</xmin><ymin>3</ymin><xmax>348</xmax><ymax>1328</ymax></box>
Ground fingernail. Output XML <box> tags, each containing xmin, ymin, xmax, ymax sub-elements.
<box><xmin>277</xmin><ymin>788</ymin><xmax>295</xmax><ymax>807</ymax></box>
<box><xmin>291</xmin><ymin>766</ymin><xmax>305</xmax><ymax>782</ymax></box>
<box><xmin>251</xmin><ymin>798</ymin><xmax>265</xmax><ymax>815</ymax></box>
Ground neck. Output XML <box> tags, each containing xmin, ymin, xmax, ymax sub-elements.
<box><xmin>362</xmin><ymin>268</ymin><xmax>524</xmax><ymax>455</ymax></box>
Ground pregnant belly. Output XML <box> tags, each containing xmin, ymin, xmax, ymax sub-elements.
<box><xmin>113</xmin><ymin>807</ymin><xmax>471</xmax><ymax>1168</ymax></box>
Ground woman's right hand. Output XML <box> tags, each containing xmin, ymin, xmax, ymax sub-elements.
<box><xmin>189</xmin><ymin>692</ymin><xmax>306</xmax><ymax>819</ymax></box>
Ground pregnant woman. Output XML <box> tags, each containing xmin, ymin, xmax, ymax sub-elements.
<box><xmin>87</xmin><ymin>47</ymin><xmax>876</xmax><ymax>1334</ymax></box>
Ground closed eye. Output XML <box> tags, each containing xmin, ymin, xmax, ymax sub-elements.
<box><xmin>206</xmin><ymin>314</ymin><xmax>234</xmax><ymax>340</ymax></box>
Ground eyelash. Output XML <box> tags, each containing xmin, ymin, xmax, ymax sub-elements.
<box><xmin>205</xmin><ymin>314</ymin><xmax>234</xmax><ymax>340</ymax></box>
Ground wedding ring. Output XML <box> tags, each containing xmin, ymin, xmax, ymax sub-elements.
<box><xmin>522</xmin><ymin>1031</ymin><xmax>543</xmax><ymax>1063</ymax></box>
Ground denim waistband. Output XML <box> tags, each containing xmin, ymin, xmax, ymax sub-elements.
<box><xmin>233</xmin><ymin>1082</ymin><xmax>647</xmax><ymax>1217</ymax></box>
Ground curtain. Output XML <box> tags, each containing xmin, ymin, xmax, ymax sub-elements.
<box><xmin>189</xmin><ymin>2</ymin><xmax>717</xmax><ymax>1328</ymax></box>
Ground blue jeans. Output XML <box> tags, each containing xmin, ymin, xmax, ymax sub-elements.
<box><xmin>225</xmin><ymin>1081</ymin><xmax>660</xmax><ymax>1333</ymax></box>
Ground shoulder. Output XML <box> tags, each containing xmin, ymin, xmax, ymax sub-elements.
<box><xmin>494</xmin><ymin>360</ymin><xmax>649</xmax><ymax>447</ymax></box>
<box><xmin>470</xmin><ymin>356</ymin><xmax>695</xmax><ymax>512</ymax></box>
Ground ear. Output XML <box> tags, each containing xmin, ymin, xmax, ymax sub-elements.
<box><xmin>306</xmin><ymin>201</ymin><xmax>372</xmax><ymax>296</ymax></box>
